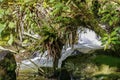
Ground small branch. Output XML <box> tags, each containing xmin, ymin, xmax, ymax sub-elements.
<box><xmin>0</xmin><ymin>46</ymin><xmax>18</xmax><ymax>54</ymax></box>
<box><xmin>23</xmin><ymin>32</ymin><xmax>40</xmax><ymax>40</ymax></box>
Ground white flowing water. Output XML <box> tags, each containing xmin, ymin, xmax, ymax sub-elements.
<box><xmin>19</xmin><ymin>29</ymin><xmax>103</xmax><ymax>70</ymax></box>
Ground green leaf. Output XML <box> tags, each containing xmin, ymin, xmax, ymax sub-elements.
<box><xmin>115</xmin><ymin>27</ymin><xmax>120</xmax><ymax>32</ymax></box>
<box><xmin>39</xmin><ymin>35</ymin><xmax>49</xmax><ymax>44</ymax></box>
<box><xmin>52</xmin><ymin>8</ymin><xmax>60</xmax><ymax>15</ymax></box>
<box><xmin>9</xmin><ymin>22</ymin><xmax>15</xmax><ymax>29</ymax></box>
<box><xmin>63</xmin><ymin>6</ymin><xmax>69</xmax><ymax>11</ymax></box>
<box><xmin>110</xmin><ymin>31</ymin><xmax>117</xmax><ymax>37</ymax></box>
<box><xmin>103</xmin><ymin>33</ymin><xmax>108</xmax><ymax>37</ymax></box>
<box><xmin>115</xmin><ymin>41</ymin><xmax>120</xmax><ymax>44</ymax></box>
<box><xmin>104</xmin><ymin>42</ymin><xmax>109</xmax><ymax>50</ymax></box>
<box><xmin>23</xmin><ymin>39</ymin><xmax>28</xmax><ymax>44</ymax></box>
<box><xmin>43</xmin><ymin>2</ymin><xmax>49</xmax><ymax>8</ymax></box>
<box><xmin>109</xmin><ymin>20</ymin><xmax>113</xmax><ymax>26</ymax></box>
<box><xmin>0</xmin><ymin>23</ymin><xmax>6</xmax><ymax>37</ymax></box>
<box><xmin>111</xmin><ymin>41</ymin><xmax>116</xmax><ymax>44</ymax></box>
<box><xmin>102</xmin><ymin>37</ymin><xmax>108</xmax><ymax>41</ymax></box>
<box><xmin>0</xmin><ymin>9</ymin><xmax>4</xmax><ymax>18</ymax></box>
<box><xmin>24</xmin><ymin>0</ymin><xmax>32</xmax><ymax>3</ymax></box>
<box><xmin>0</xmin><ymin>0</ymin><xmax>3</xmax><ymax>2</ymax></box>
<box><xmin>111</xmin><ymin>37</ymin><xmax>119</xmax><ymax>40</ymax></box>
<box><xmin>8</xmin><ymin>34</ymin><xmax>14</xmax><ymax>45</ymax></box>
<box><xmin>54</xmin><ymin>3</ymin><xmax>64</xmax><ymax>8</ymax></box>
<box><xmin>50</xmin><ymin>0</ymin><xmax>55</xmax><ymax>3</ymax></box>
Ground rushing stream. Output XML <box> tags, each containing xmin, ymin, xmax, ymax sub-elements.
<box><xmin>19</xmin><ymin>29</ymin><xmax>103</xmax><ymax>70</ymax></box>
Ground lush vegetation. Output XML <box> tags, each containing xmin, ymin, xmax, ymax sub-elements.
<box><xmin>0</xmin><ymin>0</ymin><xmax>120</xmax><ymax>79</ymax></box>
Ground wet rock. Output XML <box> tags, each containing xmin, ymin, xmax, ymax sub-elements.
<box><xmin>59</xmin><ymin>69</ymin><xmax>71</xmax><ymax>80</ymax></box>
<box><xmin>0</xmin><ymin>50</ymin><xmax>16</xmax><ymax>80</ymax></box>
<box><xmin>47</xmin><ymin>69</ymin><xmax>71</xmax><ymax>80</ymax></box>
<box><xmin>47</xmin><ymin>69</ymin><xmax>60</xmax><ymax>80</ymax></box>
<box><xmin>61</xmin><ymin>49</ymin><xmax>120</xmax><ymax>79</ymax></box>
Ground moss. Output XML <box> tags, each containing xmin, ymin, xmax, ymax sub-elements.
<box><xmin>93</xmin><ymin>73</ymin><xmax>120</xmax><ymax>80</ymax></box>
<box><xmin>62</xmin><ymin>49</ymin><xmax>120</xmax><ymax>79</ymax></box>
<box><xmin>92</xmin><ymin>55</ymin><xmax>120</xmax><ymax>68</ymax></box>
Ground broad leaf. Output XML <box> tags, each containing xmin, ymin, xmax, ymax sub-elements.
<box><xmin>8</xmin><ymin>34</ymin><xmax>14</xmax><ymax>45</ymax></box>
<box><xmin>0</xmin><ymin>9</ymin><xmax>4</xmax><ymax>18</ymax></box>
<box><xmin>9</xmin><ymin>22</ymin><xmax>15</xmax><ymax>29</ymax></box>
<box><xmin>50</xmin><ymin>0</ymin><xmax>55</xmax><ymax>3</ymax></box>
<box><xmin>0</xmin><ymin>23</ymin><xmax>6</xmax><ymax>37</ymax></box>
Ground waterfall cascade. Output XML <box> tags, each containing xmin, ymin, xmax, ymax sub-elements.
<box><xmin>19</xmin><ymin>29</ymin><xmax>103</xmax><ymax>70</ymax></box>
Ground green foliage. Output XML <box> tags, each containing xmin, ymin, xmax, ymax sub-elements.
<box><xmin>91</xmin><ymin>0</ymin><xmax>101</xmax><ymax>18</ymax></box>
<box><xmin>39</xmin><ymin>25</ymin><xmax>58</xmax><ymax>51</ymax></box>
<box><xmin>102</xmin><ymin>27</ymin><xmax>120</xmax><ymax>51</ymax></box>
<box><xmin>99</xmin><ymin>1</ymin><xmax>120</xmax><ymax>30</ymax></box>
<box><xmin>8</xmin><ymin>22</ymin><xmax>15</xmax><ymax>29</ymax></box>
<box><xmin>0</xmin><ymin>9</ymin><xmax>4</xmax><ymax>18</ymax></box>
<box><xmin>0</xmin><ymin>23</ymin><xmax>6</xmax><ymax>36</ymax></box>
<box><xmin>97</xmin><ymin>1</ymin><xmax>120</xmax><ymax>52</ymax></box>
<box><xmin>8</xmin><ymin>34</ymin><xmax>14</xmax><ymax>45</ymax></box>
<box><xmin>0</xmin><ymin>0</ymin><xmax>110</xmax><ymax>50</ymax></box>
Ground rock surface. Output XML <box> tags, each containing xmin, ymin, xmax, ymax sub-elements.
<box><xmin>61</xmin><ymin>49</ymin><xmax>120</xmax><ymax>80</ymax></box>
<box><xmin>0</xmin><ymin>50</ymin><xmax>16</xmax><ymax>80</ymax></box>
